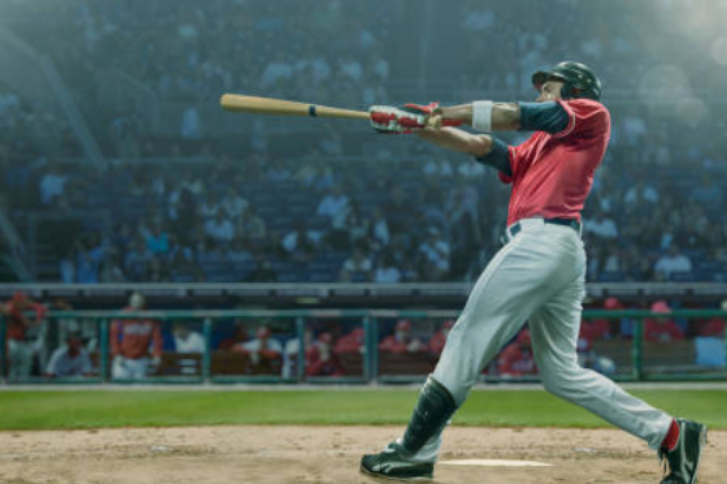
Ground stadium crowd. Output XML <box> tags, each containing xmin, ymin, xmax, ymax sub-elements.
<box><xmin>3</xmin><ymin>136</ymin><xmax>727</xmax><ymax>285</ymax></box>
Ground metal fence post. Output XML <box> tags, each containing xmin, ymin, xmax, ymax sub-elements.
<box><xmin>202</xmin><ymin>317</ymin><xmax>212</xmax><ymax>384</ymax></box>
<box><xmin>0</xmin><ymin>315</ymin><xmax>5</xmax><ymax>383</ymax></box>
<box><xmin>100</xmin><ymin>318</ymin><xmax>109</xmax><ymax>383</ymax></box>
<box><xmin>362</xmin><ymin>317</ymin><xmax>370</xmax><ymax>382</ymax></box>
<box><xmin>296</xmin><ymin>317</ymin><xmax>306</xmax><ymax>382</ymax></box>
<box><xmin>369</xmin><ymin>317</ymin><xmax>379</xmax><ymax>383</ymax></box>
<box><xmin>632</xmin><ymin>317</ymin><xmax>644</xmax><ymax>381</ymax></box>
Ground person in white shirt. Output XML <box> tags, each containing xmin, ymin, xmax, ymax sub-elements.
<box><xmin>419</xmin><ymin>228</ymin><xmax>451</xmax><ymax>279</ymax></box>
<box><xmin>45</xmin><ymin>333</ymin><xmax>92</xmax><ymax>378</ymax></box>
<box><xmin>341</xmin><ymin>247</ymin><xmax>373</xmax><ymax>281</ymax></box>
<box><xmin>238</xmin><ymin>326</ymin><xmax>283</xmax><ymax>368</ymax></box>
<box><xmin>371</xmin><ymin>209</ymin><xmax>390</xmax><ymax>247</ymax></box>
<box><xmin>221</xmin><ymin>187</ymin><xmax>249</xmax><ymax>220</ymax></box>
<box><xmin>374</xmin><ymin>253</ymin><xmax>402</xmax><ymax>283</ymax></box>
<box><xmin>205</xmin><ymin>209</ymin><xmax>234</xmax><ymax>242</ymax></box>
<box><xmin>654</xmin><ymin>244</ymin><xmax>693</xmax><ymax>279</ymax></box>
<box><xmin>317</xmin><ymin>185</ymin><xmax>350</xmax><ymax>222</ymax></box>
<box><xmin>624</xmin><ymin>181</ymin><xmax>659</xmax><ymax>205</ymax></box>
<box><xmin>39</xmin><ymin>166</ymin><xmax>67</xmax><ymax>204</ymax></box>
<box><xmin>173</xmin><ymin>322</ymin><xmax>205</xmax><ymax>353</ymax></box>
<box><xmin>585</xmin><ymin>210</ymin><xmax>618</xmax><ymax>239</ymax></box>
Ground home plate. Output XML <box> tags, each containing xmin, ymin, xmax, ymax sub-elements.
<box><xmin>440</xmin><ymin>459</ymin><xmax>553</xmax><ymax>467</ymax></box>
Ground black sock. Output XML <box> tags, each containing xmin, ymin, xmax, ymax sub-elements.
<box><xmin>402</xmin><ymin>376</ymin><xmax>458</xmax><ymax>452</ymax></box>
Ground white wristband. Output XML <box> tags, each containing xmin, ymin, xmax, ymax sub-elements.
<box><xmin>472</xmin><ymin>100</ymin><xmax>493</xmax><ymax>132</ymax></box>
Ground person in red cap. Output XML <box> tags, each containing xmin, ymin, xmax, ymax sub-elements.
<box><xmin>695</xmin><ymin>299</ymin><xmax>727</xmax><ymax>338</ymax></box>
<box><xmin>306</xmin><ymin>332</ymin><xmax>345</xmax><ymax>377</ymax></box>
<box><xmin>427</xmin><ymin>320</ymin><xmax>455</xmax><ymax>357</ymax></box>
<box><xmin>379</xmin><ymin>319</ymin><xmax>424</xmax><ymax>354</ymax></box>
<box><xmin>2</xmin><ymin>292</ymin><xmax>47</xmax><ymax>381</ymax></box>
<box><xmin>644</xmin><ymin>301</ymin><xmax>684</xmax><ymax>343</ymax></box>
<box><xmin>579</xmin><ymin>297</ymin><xmax>619</xmax><ymax>345</ymax></box>
<box><xmin>498</xmin><ymin>330</ymin><xmax>537</xmax><ymax>377</ymax></box>
<box><xmin>334</xmin><ymin>327</ymin><xmax>366</xmax><ymax>354</ymax></box>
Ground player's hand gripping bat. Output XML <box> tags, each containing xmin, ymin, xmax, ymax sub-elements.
<box><xmin>219</xmin><ymin>94</ymin><xmax>445</xmax><ymax>133</ymax></box>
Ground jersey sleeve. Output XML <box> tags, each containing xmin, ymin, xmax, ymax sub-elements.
<box><xmin>553</xmin><ymin>99</ymin><xmax>611</xmax><ymax>140</ymax></box>
<box><xmin>498</xmin><ymin>135</ymin><xmax>537</xmax><ymax>185</ymax></box>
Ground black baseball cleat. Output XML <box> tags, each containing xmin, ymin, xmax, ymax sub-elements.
<box><xmin>360</xmin><ymin>441</ymin><xmax>434</xmax><ymax>481</ymax></box>
<box><xmin>658</xmin><ymin>419</ymin><xmax>708</xmax><ymax>484</ymax></box>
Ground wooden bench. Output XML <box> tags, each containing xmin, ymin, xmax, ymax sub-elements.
<box><xmin>378</xmin><ymin>352</ymin><xmax>436</xmax><ymax>376</ymax></box>
<box><xmin>591</xmin><ymin>340</ymin><xmax>698</xmax><ymax>374</ymax></box>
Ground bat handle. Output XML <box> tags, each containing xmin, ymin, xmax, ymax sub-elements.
<box><xmin>426</xmin><ymin>114</ymin><xmax>443</xmax><ymax>129</ymax></box>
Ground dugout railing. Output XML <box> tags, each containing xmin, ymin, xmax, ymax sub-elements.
<box><xmin>1</xmin><ymin>309</ymin><xmax>726</xmax><ymax>385</ymax></box>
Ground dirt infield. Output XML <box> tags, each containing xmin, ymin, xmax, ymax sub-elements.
<box><xmin>0</xmin><ymin>426</ymin><xmax>723</xmax><ymax>484</ymax></box>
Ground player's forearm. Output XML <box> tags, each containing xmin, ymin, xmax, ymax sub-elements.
<box><xmin>415</xmin><ymin>127</ymin><xmax>493</xmax><ymax>157</ymax></box>
<box><xmin>439</xmin><ymin>103</ymin><xmax>521</xmax><ymax>131</ymax></box>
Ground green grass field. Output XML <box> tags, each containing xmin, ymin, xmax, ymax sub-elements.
<box><xmin>1</xmin><ymin>389</ymin><xmax>725</xmax><ymax>431</ymax></box>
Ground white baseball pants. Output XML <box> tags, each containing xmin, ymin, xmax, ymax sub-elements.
<box><xmin>112</xmin><ymin>356</ymin><xmax>150</xmax><ymax>380</ymax></box>
<box><xmin>407</xmin><ymin>218</ymin><xmax>673</xmax><ymax>462</ymax></box>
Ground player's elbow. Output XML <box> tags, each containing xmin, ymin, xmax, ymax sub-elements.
<box><xmin>467</xmin><ymin>135</ymin><xmax>492</xmax><ymax>158</ymax></box>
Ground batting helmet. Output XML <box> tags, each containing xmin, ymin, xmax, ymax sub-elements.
<box><xmin>532</xmin><ymin>61</ymin><xmax>602</xmax><ymax>101</ymax></box>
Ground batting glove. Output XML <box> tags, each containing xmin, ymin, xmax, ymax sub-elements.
<box><xmin>369</xmin><ymin>105</ymin><xmax>427</xmax><ymax>134</ymax></box>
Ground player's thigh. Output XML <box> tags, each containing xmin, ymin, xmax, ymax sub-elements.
<box><xmin>528</xmin><ymin>273</ymin><xmax>585</xmax><ymax>371</ymax></box>
<box><xmin>459</xmin><ymin>233</ymin><xmax>580</xmax><ymax>328</ymax></box>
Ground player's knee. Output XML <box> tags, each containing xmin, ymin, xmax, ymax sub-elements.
<box><xmin>539</xmin><ymin>363</ymin><xmax>580</xmax><ymax>397</ymax></box>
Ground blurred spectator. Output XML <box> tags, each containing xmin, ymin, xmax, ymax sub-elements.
<box><xmin>243</xmin><ymin>208</ymin><xmax>267</xmax><ymax>244</ymax></box>
<box><xmin>247</xmin><ymin>255</ymin><xmax>279</xmax><ymax>282</ymax></box>
<box><xmin>235</xmin><ymin>325</ymin><xmax>283</xmax><ymax>369</ymax></box>
<box><xmin>283</xmin><ymin>221</ymin><xmax>318</xmax><ymax>261</ymax></box>
<box><xmin>125</xmin><ymin>239</ymin><xmax>156</xmax><ymax>282</ymax></box>
<box><xmin>419</xmin><ymin>228</ymin><xmax>451</xmax><ymax>281</ymax></box>
<box><xmin>498</xmin><ymin>330</ymin><xmax>537</xmax><ymax>377</ymax></box>
<box><xmin>306</xmin><ymin>332</ymin><xmax>346</xmax><ymax>377</ymax></box>
<box><xmin>39</xmin><ymin>165</ymin><xmax>67</xmax><ymax>205</ymax></box>
<box><xmin>335</xmin><ymin>327</ymin><xmax>366</xmax><ymax>354</ymax></box>
<box><xmin>379</xmin><ymin>319</ymin><xmax>424</xmax><ymax>354</ymax></box>
<box><xmin>218</xmin><ymin>319</ymin><xmax>249</xmax><ymax>350</ymax></box>
<box><xmin>221</xmin><ymin>187</ymin><xmax>249</xmax><ymax>219</ymax></box>
<box><xmin>580</xmin><ymin>298</ymin><xmax>616</xmax><ymax>344</ymax></box>
<box><xmin>654</xmin><ymin>245</ymin><xmax>693</xmax><ymax>279</ymax></box>
<box><xmin>340</xmin><ymin>246</ymin><xmax>373</xmax><ymax>282</ymax></box>
<box><xmin>644</xmin><ymin>301</ymin><xmax>684</xmax><ymax>343</ymax></box>
<box><xmin>374</xmin><ymin>252</ymin><xmax>402</xmax><ymax>283</ymax></box>
<box><xmin>317</xmin><ymin>185</ymin><xmax>350</xmax><ymax>227</ymax></box>
<box><xmin>428</xmin><ymin>319</ymin><xmax>455</xmax><ymax>356</ymax></box>
<box><xmin>146</xmin><ymin>224</ymin><xmax>170</xmax><ymax>255</ymax></box>
<box><xmin>1</xmin><ymin>292</ymin><xmax>46</xmax><ymax>381</ymax></box>
<box><xmin>205</xmin><ymin>209</ymin><xmax>235</xmax><ymax>243</ymax></box>
<box><xmin>110</xmin><ymin>292</ymin><xmax>163</xmax><ymax>380</ymax></box>
<box><xmin>45</xmin><ymin>332</ymin><xmax>92</xmax><ymax>379</ymax></box>
<box><xmin>695</xmin><ymin>299</ymin><xmax>727</xmax><ymax>337</ymax></box>
<box><xmin>584</xmin><ymin>209</ymin><xmax>618</xmax><ymax>239</ymax></box>
<box><xmin>172</xmin><ymin>321</ymin><xmax>205</xmax><ymax>353</ymax></box>
<box><xmin>371</xmin><ymin>208</ymin><xmax>390</xmax><ymax>247</ymax></box>
<box><xmin>624</xmin><ymin>180</ymin><xmax>659</xmax><ymax>206</ymax></box>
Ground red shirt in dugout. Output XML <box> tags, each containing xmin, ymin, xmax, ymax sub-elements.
<box><xmin>500</xmin><ymin>99</ymin><xmax>611</xmax><ymax>226</ymax></box>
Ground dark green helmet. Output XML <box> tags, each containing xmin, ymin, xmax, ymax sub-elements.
<box><xmin>532</xmin><ymin>61</ymin><xmax>602</xmax><ymax>101</ymax></box>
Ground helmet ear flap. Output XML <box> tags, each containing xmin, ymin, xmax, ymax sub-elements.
<box><xmin>560</xmin><ymin>82</ymin><xmax>581</xmax><ymax>100</ymax></box>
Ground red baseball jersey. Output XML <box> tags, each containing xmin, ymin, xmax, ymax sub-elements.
<box><xmin>500</xmin><ymin>99</ymin><xmax>611</xmax><ymax>225</ymax></box>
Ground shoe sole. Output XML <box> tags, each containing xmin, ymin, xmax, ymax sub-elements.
<box><xmin>692</xmin><ymin>425</ymin><xmax>708</xmax><ymax>484</ymax></box>
<box><xmin>360</xmin><ymin>463</ymin><xmax>433</xmax><ymax>481</ymax></box>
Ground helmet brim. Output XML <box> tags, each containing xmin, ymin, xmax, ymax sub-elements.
<box><xmin>532</xmin><ymin>71</ymin><xmax>566</xmax><ymax>92</ymax></box>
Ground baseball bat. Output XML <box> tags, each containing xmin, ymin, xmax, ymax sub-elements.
<box><xmin>220</xmin><ymin>93</ymin><xmax>370</xmax><ymax>121</ymax></box>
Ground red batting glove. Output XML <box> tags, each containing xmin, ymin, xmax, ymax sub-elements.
<box><xmin>403</xmin><ymin>102</ymin><xmax>464</xmax><ymax>127</ymax></box>
<box><xmin>369</xmin><ymin>105</ymin><xmax>423</xmax><ymax>134</ymax></box>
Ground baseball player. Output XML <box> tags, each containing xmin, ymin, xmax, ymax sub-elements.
<box><xmin>110</xmin><ymin>292</ymin><xmax>163</xmax><ymax>380</ymax></box>
<box><xmin>363</xmin><ymin>62</ymin><xmax>706</xmax><ymax>484</ymax></box>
